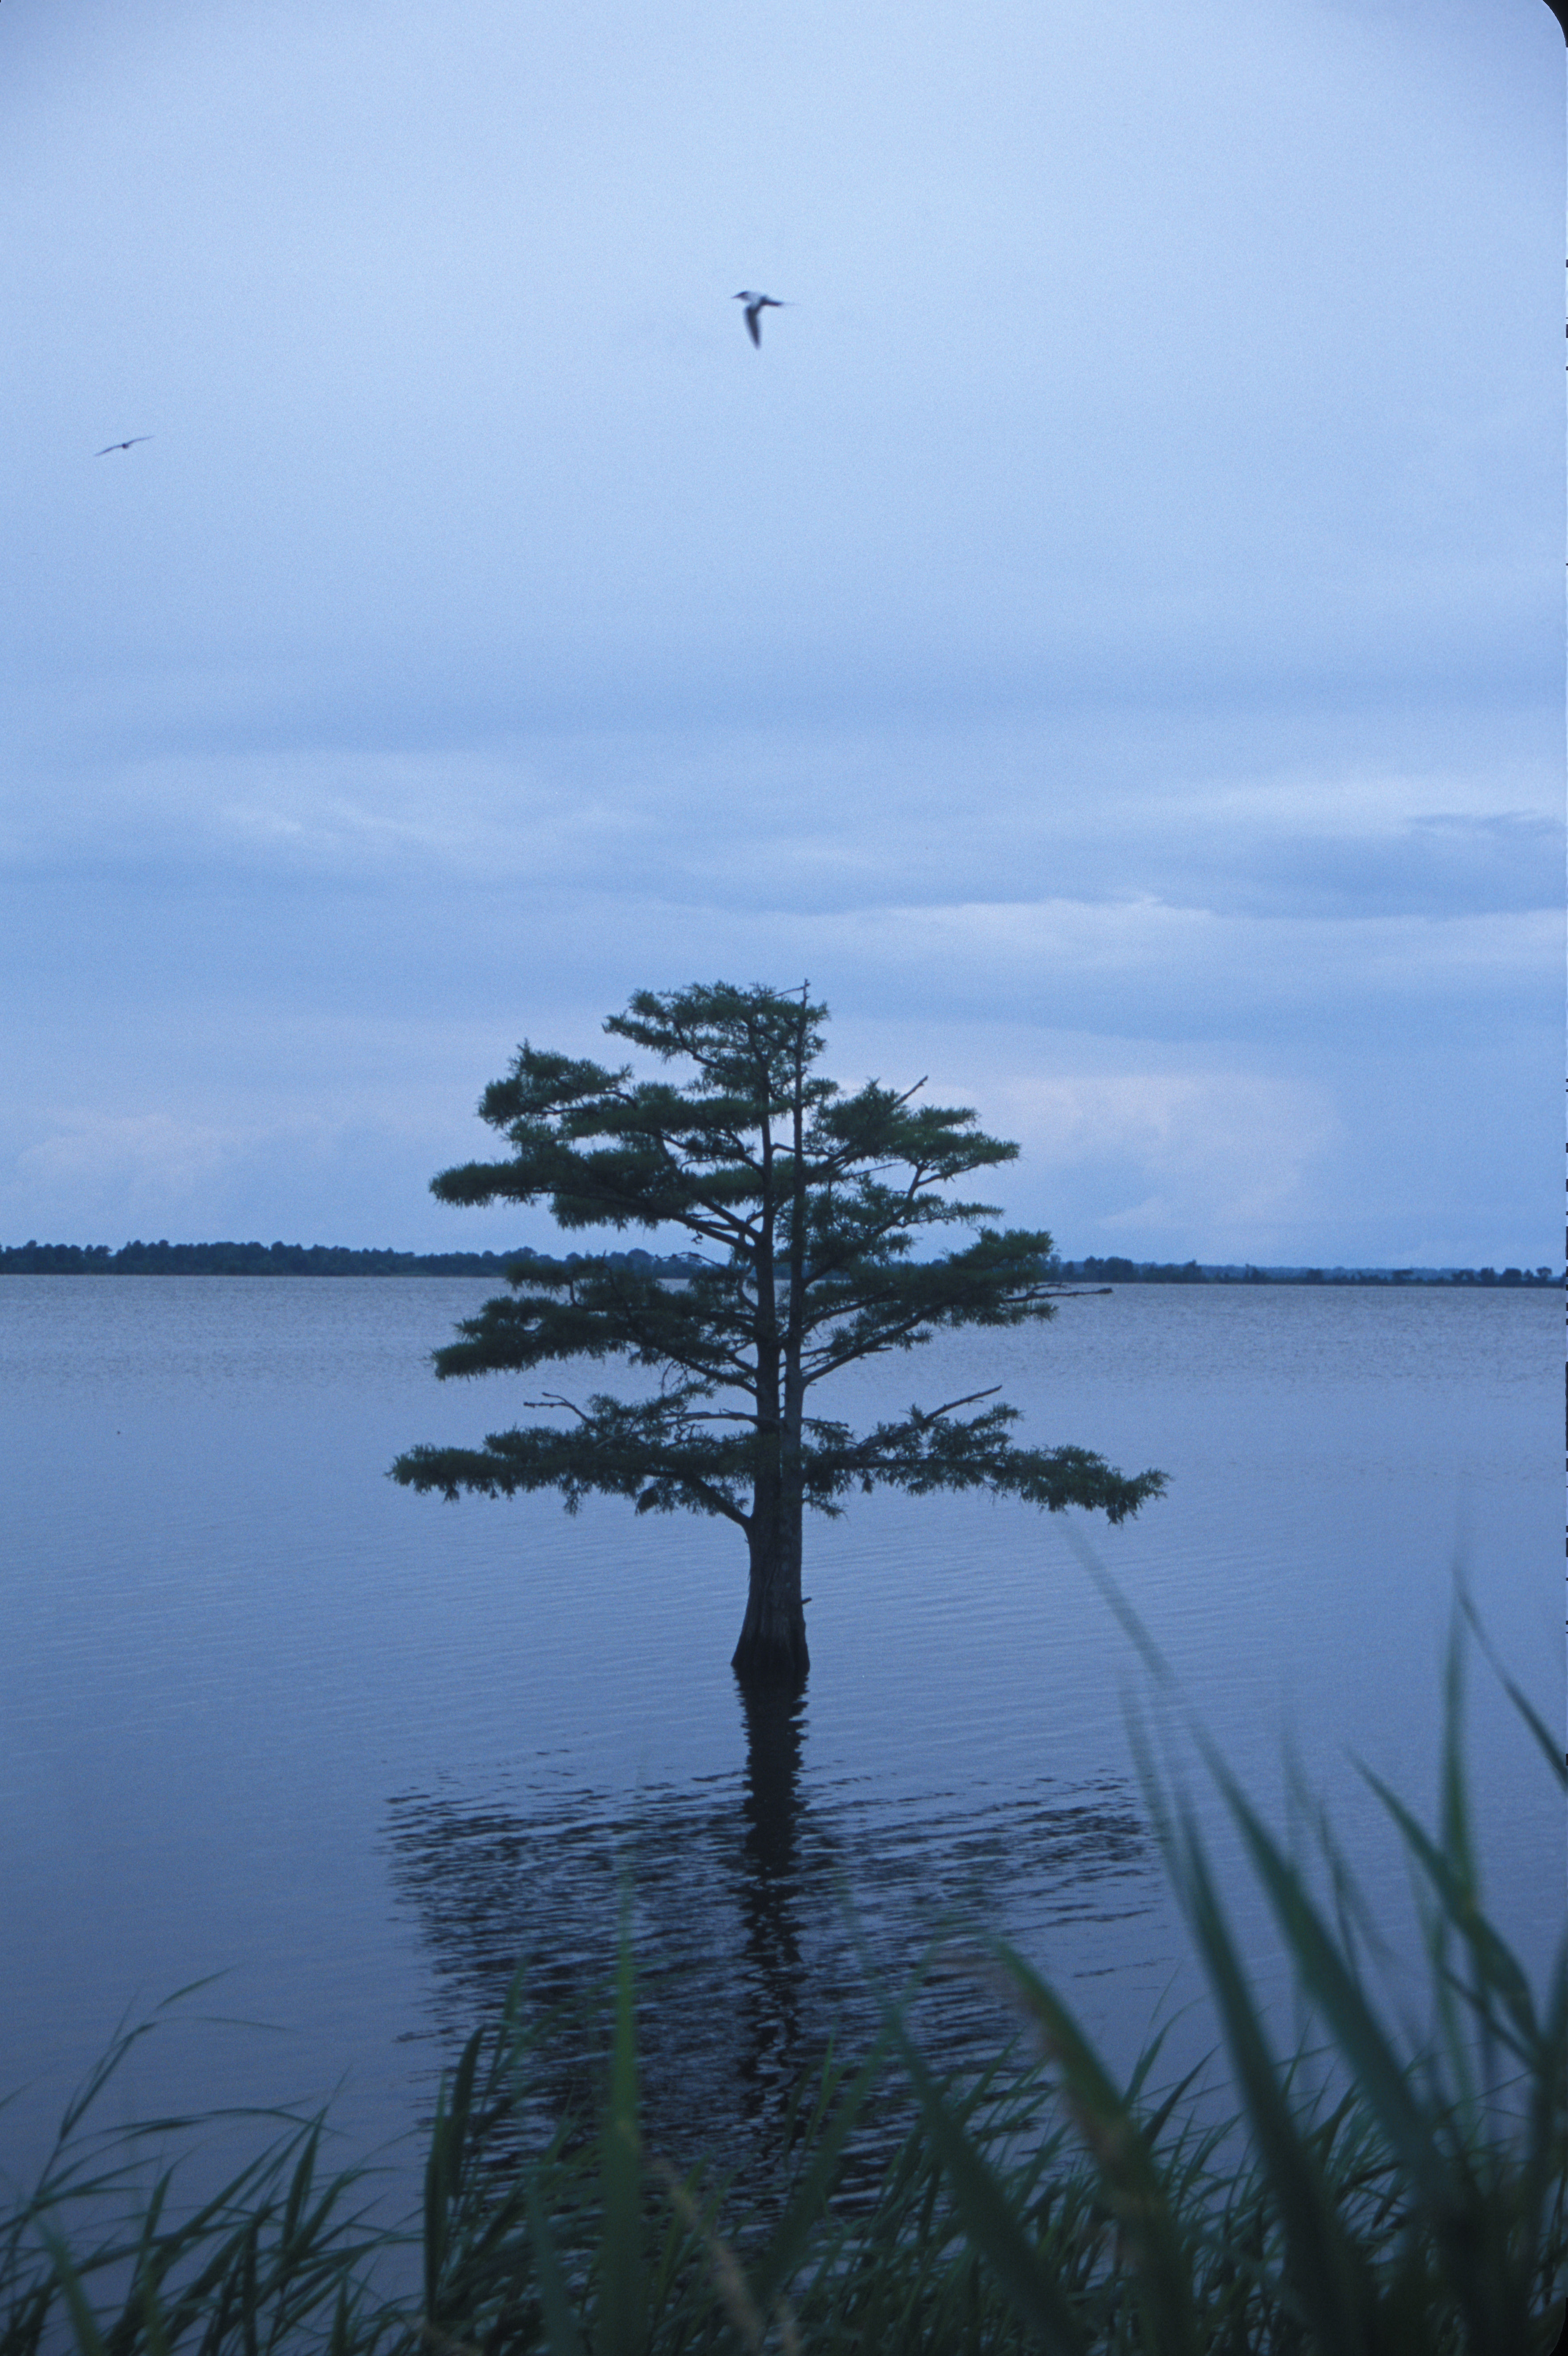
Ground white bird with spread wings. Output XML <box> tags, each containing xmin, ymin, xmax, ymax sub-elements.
<box><xmin>733</xmin><ymin>292</ymin><xmax>789</xmax><ymax>348</ymax></box>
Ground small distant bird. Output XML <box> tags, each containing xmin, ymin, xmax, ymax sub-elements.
<box><xmin>733</xmin><ymin>291</ymin><xmax>787</xmax><ymax>348</ymax></box>
<box><xmin>94</xmin><ymin>436</ymin><xmax>153</xmax><ymax>456</ymax></box>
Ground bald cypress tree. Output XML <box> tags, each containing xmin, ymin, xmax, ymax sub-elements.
<box><xmin>392</xmin><ymin>982</ymin><xmax>1163</xmax><ymax>1686</ymax></box>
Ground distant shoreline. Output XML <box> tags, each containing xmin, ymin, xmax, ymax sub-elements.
<box><xmin>0</xmin><ymin>1240</ymin><xmax>1560</xmax><ymax>1286</ymax></box>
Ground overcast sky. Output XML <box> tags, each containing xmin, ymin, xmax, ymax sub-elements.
<box><xmin>0</xmin><ymin>0</ymin><xmax>1560</xmax><ymax>1265</ymax></box>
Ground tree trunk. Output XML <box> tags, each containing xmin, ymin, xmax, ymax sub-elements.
<box><xmin>731</xmin><ymin>1499</ymin><xmax>809</xmax><ymax>1688</ymax></box>
<box><xmin>734</xmin><ymin>1676</ymin><xmax>806</xmax><ymax>2070</ymax></box>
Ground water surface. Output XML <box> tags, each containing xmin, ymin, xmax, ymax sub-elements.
<box><xmin>0</xmin><ymin>1278</ymin><xmax>1557</xmax><ymax>2191</ymax></box>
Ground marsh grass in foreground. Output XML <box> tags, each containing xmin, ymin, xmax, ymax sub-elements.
<box><xmin>5</xmin><ymin>1606</ymin><xmax>1563</xmax><ymax>2355</ymax></box>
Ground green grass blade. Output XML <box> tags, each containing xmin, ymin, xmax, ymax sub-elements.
<box><xmin>278</xmin><ymin>2123</ymin><xmax>322</xmax><ymax>2262</ymax></box>
<box><xmin>1171</xmin><ymin>1809</ymin><xmax>1374</xmax><ymax>2356</ymax></box>
<box><xmin>423</xmin><ymin>2027</ymin><xmax>482</xmax><ymax>2319</ymax></box>
<box><xmin>1359</xmin><ymin>1766</ymin><xmax>1537</xmax><ymax>2054</ymax></box>
<box><xmin>52</xmin><ymin>2023</ymin><xmax>159</xmax><ymax>2149</ymax></box>
<box><xmin>984</xmin><ymin>1936</ymin><xmax>1201</xmax><ymax>2356</ymax></box>
<box><xmin>1459</xmin><ymin>1590</ymin><xmax>1567</xmax><ymax>1792</ymax></box>
<box><xmin>597</xmin><ymin>1909</ymin><xmax>646</xmax><ymax>2356</ymax></box>
<box><xmin>879</xmin><ymin>1999</ymin><xmax>1087</xmax><ymax>2355</ymax></box>
<box><xmin>1200</xmin><ymin>1743</ymin><xmax>1461</xmax><ymax>2222</ymax></box>
<box><xmin>37</xmin><ymin>2234</ymin><xmax>106</xmax><ymax>2356</ymax></box>
<box><xmin>527</xmin><ymin>2183</ymin><xmax>589</xmax><ymax>2356</ymax></box>
<box><xmin>746</xmin><ymin>2030</ymin><xmax>891</xmax><ymax>2313</ymax></box>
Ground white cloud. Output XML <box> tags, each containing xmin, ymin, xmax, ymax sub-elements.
<box><xmin>994</xmin><ymin>1069</ymin><xmax>1341</xmax><ymax>1243</ymax></box>
<box><xmin>12</xmin><ymin>1113</ymin><xmax>238</xmax><ymax>1219</ymax></box>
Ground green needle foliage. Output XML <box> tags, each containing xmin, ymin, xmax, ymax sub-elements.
<box><xmin>392</xmin><ymin>982</ymin><xmax>1163</xmax><ymax>1683</ymax></box>
<box><xmin>8</xmin><ymin>1615</ymin><xmax>1561</xmax><ymax>2354</ymax></box>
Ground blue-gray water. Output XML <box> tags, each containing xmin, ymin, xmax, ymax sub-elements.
<box><xmin>0</xmin><ymin>1278</ymin><xmax>1559</xmax><ymax>2196</ymax></box>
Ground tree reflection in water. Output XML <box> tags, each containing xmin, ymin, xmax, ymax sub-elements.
<box><xmin>385</xmin><ymin>1681</ymin><xmax>1156</xmax><ymax>2194</ymax></box>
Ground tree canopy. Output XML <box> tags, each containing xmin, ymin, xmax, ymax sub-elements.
<box><xmin>393</xmin><ymin>982</ymin><xmax>1164</xmax><ymax>1685</ymax></box>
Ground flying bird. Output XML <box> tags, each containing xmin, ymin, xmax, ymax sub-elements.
<box><xmin>94</xmin><ymin>436</ymin><xmax>153</xmax><ymax>455</ymax></box>
<box><xmin>733</xmin><ymin>291</ymin><xmax>787</xmax><ymax>348</ymax></box>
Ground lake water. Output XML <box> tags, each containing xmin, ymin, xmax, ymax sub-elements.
<box><xmin>0</xmin><ymin>1277</ymin><xmax>1560</xmax><ymax>2200</ymax></box>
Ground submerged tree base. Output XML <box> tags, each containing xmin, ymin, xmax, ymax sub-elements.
<box><xmin>730</xmin><ymin>1625</ymin><xmax>810</xmax><ymax>1690</ymax></box>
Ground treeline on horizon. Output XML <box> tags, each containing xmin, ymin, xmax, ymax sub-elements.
<box><xmin>0</xmin><ymin>1238</ymin><xmax>1560</xmax><ymax>1284</ymax></box>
